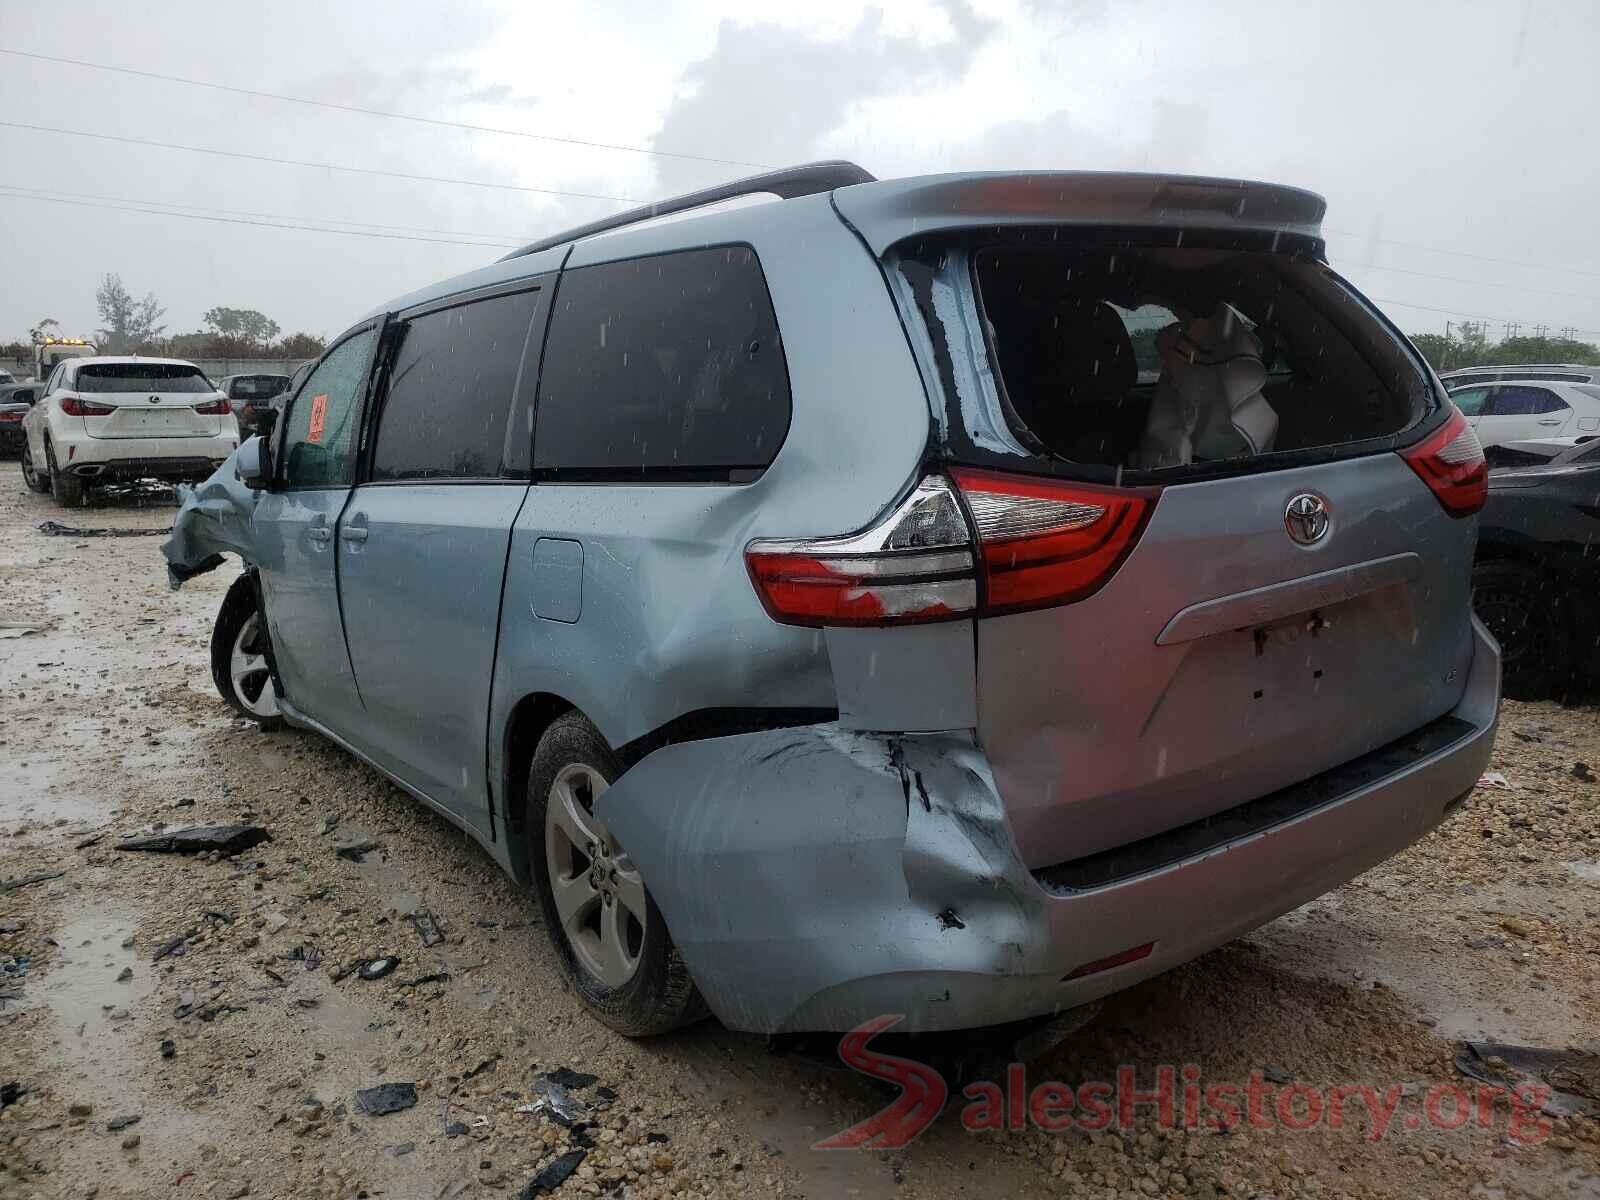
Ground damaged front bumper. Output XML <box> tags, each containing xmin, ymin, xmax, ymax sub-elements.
<box><xmin>596</xmin><ymin>618</ymin><xmax>1500</xmax><ymax>1035</ymax></box>
<box><xmin>160</xmin><ymin>446</ymin><xmax>260</xmax><ymax>589</ymax></box>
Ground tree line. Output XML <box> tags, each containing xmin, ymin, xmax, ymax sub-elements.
<box><xmin>2</xmin><ymin>273</ymin><xmax>327</xmax><ymax>363</ymax></box>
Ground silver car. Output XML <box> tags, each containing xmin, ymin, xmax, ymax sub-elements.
<box><xmin>165</xmin><ymin>163</ymin><xmax>1501</xmax><ymax>1038</ymax></box>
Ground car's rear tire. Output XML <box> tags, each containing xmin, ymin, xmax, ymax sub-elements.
<box><xmin>20</xmin><ymin>440</ymin><xmax>49</xmax><ymax>493</ymax></box>
<box><xmin>526</xmin><ymin>712</ymin><xmax>705</xmax><ymax>1036</ymax></box>
<box><xmin>210</xmin><ymin>575</ymin><xmax>283</xmax><ymax>729</ymax></box>
<box><xmin>45</xmin><ymin>440</ymin><xmax>86</xmax><ymax>508</ymax></box>
<box><xmin>1472</xmin><ymin>558</ymin><xmax>1573</xmax><ymax>700</ymax></box>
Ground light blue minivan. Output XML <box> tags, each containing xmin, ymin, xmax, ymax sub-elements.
<box><xmin>166</xmin><ymin>162</ymin><xmax>1500</xmax><ymax>1040</ymax></box>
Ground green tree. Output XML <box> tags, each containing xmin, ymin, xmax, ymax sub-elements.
<box><xmin>203</xmin><ymin>306</ymin><xmax>281</xmax><ymax>350</ymax></box>
<box><xmin>275</xmin><ymin>332</ymin><xmax>326</xmax><ymax>359</ymax></box>
<box><xmin>95</xmin><ymin>275</ymin><xmax>166</xmax><ymax>353</ymax></box>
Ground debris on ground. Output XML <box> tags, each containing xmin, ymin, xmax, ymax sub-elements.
<box><xmin>106</xmin><ymin>1115</ymin><xmax>140</xmax><ymax>1132</ymax></box>
<box><xmin>0</xmin><ymin>624</ymin><xmax>40</xmax><ymax>639</ymax></box>
<box><xmin>357</xmin><ymin>956</ymin><xmax>399</xmax><ymax>981</ymax></box>
<box><xmin>520</xmin><ymin>1077</ymin><xmax>588</xmax><ymax>1127</ymax></box>
<box><xmin>354</xmin><ymin>1083</ymin><xmax>417</xmax><ymax>1116</ymax></box>
<box><xmin>0</xmin><ymin>870</ymin><xmax>64</xmax><ymax>893</ymax></box>
<box><xmin>542</xmin><ymin>1068</ymin><xmax>598</xmax><ymax>1090</ymax></box>
<box><xmin>37</xmin><ymin>520</ymin><xmax>172</xmax><ymax>538</ymax></box>
<box><xmin>1476</xmin><ymin>770</ymin><xmax>1513</xmax><ymax>790</ymax></box>
<box><xmin>518</xmin><ymin>1149</ymin><xmax>586</xmax><ymax>1197</ymax></box>
<box><xmin>410</xmin><ymin>908</ymin><xmax>445</xmax><ymax>946</ymax></box>
<box><xmin>116</xmin><ymin>825</ymin><xmax>271</xmax><ymax>855</ymax></box>
<box><xmin>0</xmin><ymin>1082</ymin><xmax>23</xmax><ymax>1109</ymax></box>
<box><xmin>158</xmin><ymin>1040</ymin><xmax>175</xmax><ymax>1059</ymax></box>
<box><xmin>1455</xmin><ymin>1042</ymin><xmax>1600</xmax><ymax>1118</ymax></box>
<box><xmin>334</xmin><ymin>839</ymin><xmax>380</xmax><ymax>862</ymax></box>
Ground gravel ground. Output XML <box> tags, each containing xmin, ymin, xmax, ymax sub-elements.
<box><xmin>0</xmin><ymin>461</ymin><xmax>1596</xmax><ymax>1200</ymax></box>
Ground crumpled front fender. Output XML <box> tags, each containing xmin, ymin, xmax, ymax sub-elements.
<box><xmin>160</xmin><ymin>446</ymin><xmax>260</xmax><ymax>590</ymax></box>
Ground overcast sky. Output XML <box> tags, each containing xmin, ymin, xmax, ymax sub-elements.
<box><xmin>2</xmin><ymin>0</ymin><xmax>1597</xmax><ymax>347</ymax></box>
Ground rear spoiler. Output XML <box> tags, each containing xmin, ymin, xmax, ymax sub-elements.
<box><xmin>831</xmin><ymin>171</ymin><xmax>1326</xmax><ymax>257</ymax></box>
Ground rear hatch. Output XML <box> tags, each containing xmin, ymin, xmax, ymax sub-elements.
<box><xmin>75</xmin><ymin>362</ymin><xmax>224</xmax><ymax>439</ymax></box>
<box><xmin>878</xmin><ymin>232</ymin><xmax>1485</xmax><ymax>871</ymax></box>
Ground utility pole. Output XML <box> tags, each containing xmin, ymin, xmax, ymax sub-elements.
<box><xmin>1533</xmin><ymin>324</ymin><xmax>1549</xmax><ymax>339</ymax></box>
<box><xmin>1561</xmin><ymin>327</ymin><xmax>1578</xmax><ymax>340</ymax></box>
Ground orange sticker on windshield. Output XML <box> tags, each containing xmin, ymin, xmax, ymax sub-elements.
<box><xmin>307</xmin><ymin>393</ymin><xmax>328</xmax><ymax>444</ymax></box>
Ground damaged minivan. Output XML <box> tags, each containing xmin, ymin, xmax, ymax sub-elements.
<box><xmin>165</xmin><ymin>165</ymin><xmax>1500</xmax><ymax>1038</ymax></box>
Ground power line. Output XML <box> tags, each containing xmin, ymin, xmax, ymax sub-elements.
<box><xmin>1340</xmin><ymin>258</ymin><xmax>1600</xmax><ymax>305</ymax></box>
<box><xmin>1326</xmin><ymin>227</ymin><xmax>1600</xmax><ymax>281</ymax></box>
<box><xmin>1368</xmin><ymin>294</ymin><xmax>1600</xmax><ymax>339</ymax></box>
<box><xmin>0</xmin><ymin>187</ymin><xmax>520</xmax><ymax>248</ymax></box>
<box><xmin>0</xmin><ymin>45</ymin><xmax>769</xmax><ymax>171</ymax></box>
<box><xmin>0</xmin><ymin>119</ymin><xmax>644</xmax><ymax>204</ymax></box>
<box><xmin>0</xmin><ymin>181</ymin><xmax>530</xmax><ymax>244</ymax></box>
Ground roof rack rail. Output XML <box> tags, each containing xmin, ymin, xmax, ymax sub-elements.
<box><xmin>498</xmin><ymin>160</ymin><xmax>875</xmax><ymax>261</ymax></box>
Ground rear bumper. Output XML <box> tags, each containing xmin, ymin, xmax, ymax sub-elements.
<box><xmin>0</xmin><ymin>427</ymin><xmax>23</xmax><ymax>452</ymax></box>
<box><xmin>53</xmin><ymin>428</ymin><xmax>237</xmax><ymax>477</ymax></box>
<box><xmin>598</xmin><ymin>617</ymin><xmax>1500</xmax><ymax>1034</ymax></box>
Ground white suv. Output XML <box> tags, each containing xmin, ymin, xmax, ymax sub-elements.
<box><xmin>20</xmin><ymin>356</ymin><xmax>239</xmax><ymax>506</ymax></box>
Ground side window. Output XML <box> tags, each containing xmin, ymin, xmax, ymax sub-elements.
<box><xmin>1486</xmin><ymin>385</ymin><xmax>1566</xmax><ymax>417</ymax></box>
<box><xmin>370</xmin><ymin>288</ymin><xmax>540</xmax><ymax>482</ymax></box>
<box><xmin>44</xmin><ymin>364</ymin><xmax>63</xmax><ymax>394</ymax></box>
<box><xmin>534</xmin><ymin>245</ymin><xmax>792</xmax><ymax>479</ymax></box>
<box><xmin>280</xmin><ymin>328</ymin><xmax>378</xmax><ymax>488</ymax></box>
<box><xmin>1450</xmin><ymin>386</ymin><xmax>1489</xmax><ymax>417</ymax></box>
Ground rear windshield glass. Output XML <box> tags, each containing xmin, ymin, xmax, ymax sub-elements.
<box><xmin>77</xmin><ymin>364</ymin><xmax>212</xmax><ymax>394</ymax></box>
<box><xmin>897</xmin><ymin>242</ymin><xmax>1434</xmax><ymax>474</ymax></box>
<box><xmin>230</xmin><ymin>376</ymin><xmax>288</xmax><ymax>398</ymax></box>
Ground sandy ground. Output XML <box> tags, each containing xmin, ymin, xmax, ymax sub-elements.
<box><xmin>0</xmin><ymin>460</ymin><xmax>1596</xmax><ymax>1200</ymax></box>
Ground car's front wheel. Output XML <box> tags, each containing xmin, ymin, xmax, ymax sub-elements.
<box><xmin>210</xmin><ymin>575</ymin><xmax>283</xmax><ymax>728</ymax></box>
<box><xmin>1472</xmin><ymin>558</ymin><xmax>1573</xmax><ymax>700</ymax></box>
<box><xmin>527</xmin><ymin>712</ymin><xmax>704</xmax><ymax>1036</ymax></box>
<box><xmin>20</xmin><ymin>439</ymin><xmax>49</xmax><ymax>493</ymax></box>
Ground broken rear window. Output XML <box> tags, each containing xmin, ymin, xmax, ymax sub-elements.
<box><xmin>894</xmin><ymin>240</ymin><xmax>1434</xmax><ymax>475</ymax></box>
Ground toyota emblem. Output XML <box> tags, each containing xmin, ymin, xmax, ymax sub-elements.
<box><xmin>148</xmin><ymin>394</ymin><xmax>160</xmax><ymax>404</ymax></box>
<box><xmin>1285</xmin><ymin>493</ymin><xmax>1330</xmax><ymax>545</ymax></box>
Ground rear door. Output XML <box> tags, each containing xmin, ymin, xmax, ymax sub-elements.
<box><xmin>1475</xmin><ymin>384</ymin><xmax>1572</xmax><ymax>448</ymax></box>
<box><xmin>335</xmin><ymin>283</ymin><xmax>547</xmax><ymax>837</ymax></box>
<box><xmin>891</xmin><ymin>238</ymin><xmax>1482</xmax><ymax>871</ymax></box>
<box><xmin>252</xmin><ymin>326</ymin><xmax>380</xmax><ymax>740</ymax></box>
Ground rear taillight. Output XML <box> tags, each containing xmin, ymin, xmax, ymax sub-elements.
<box><xmin>745</xmin><ymin>470</ymin><xmax>1158</xmax><ymax>626</ymax></box>
<box><xmin>951</xmin><ymin>468</ymin><xmax>1158</xmax><ymax>615</ymax></box>
<box><xmin>0</xmin><ymin>410</ymin><xmax>23</xmax><ymax>423</ymax></box>
<box><xmin>1400</xmin><ymin>405</ymin><xmax>1486</xmax><ymax>518</ymax></box>
<box><xmin>745</xmin><ymin>478</ymin><xmax>977</xmax><ymax>627</ymax></box>
<box><xmin>59</xmin><ymin>397</ymin><xmax>116</xmax><ymax>417</ymax></box>
<box><xmin>193</xmin><ymin>398</ymin><xmax>231</xmax><ymax>416</ymax></box>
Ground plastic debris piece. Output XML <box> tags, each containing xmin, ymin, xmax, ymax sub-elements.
<box><xmin>518</xmin><ymin>1150</ymin><xmax>586</xmax><ymax>1197</ymax></box>
<box><xmin>358</xmin><ymin>957</ymin><xmax>399</xmax><ymax>981</ymax></box>
<box><xmin>116</xmin><ymin>826</ymin><xmax>270</xmax><ymax>855</ymax></box>
<box><xmin>354</xmin><ymin>1083</ymin><xmax>418</xmax><ymax>1116</ymax></box>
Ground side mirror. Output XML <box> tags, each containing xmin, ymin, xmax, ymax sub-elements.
<box><xmin>235</xmin><ymin>435</ymin><xmax>272</xmax><ymax>490</ymax></box>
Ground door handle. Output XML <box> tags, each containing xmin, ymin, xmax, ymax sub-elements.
<box><xmin>307</xmin><ymin>526</ymin><xmax>332</xmax><ymax>544</ymax></box>
<box><xmin>1537</xmin><ymin>418</ymin><xmax>1564</xmax><ymax>426</ymax></box>
<box><xmin>340</xmin><ymin>525</ymin><xmax>369</xmax><ymax>543</ymax></box>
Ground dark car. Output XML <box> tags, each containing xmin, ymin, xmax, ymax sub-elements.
<box><xmin>218</xmin><ymin>373</ymin><xmax>291</xmax><ymax>438</ymax></box>
<box><xmin>1474</xmin><ymin>439</ymin><xmax>1600</xmax><ymax>698</ymax></box>
<box><xmin>0</xmin><ymin>382</ymin><xmax>43</xmax><ymax>455</ymax></box>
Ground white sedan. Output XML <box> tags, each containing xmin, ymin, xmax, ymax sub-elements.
<box><xmin>20</xmin><ymin>356</ymin><xmax>239</xmax><ymax>506</ymax></box>
<box><xmin>1446</xmin><ymin>379</ymin><xmax>1600</xmax><ymax>453</ymax></box>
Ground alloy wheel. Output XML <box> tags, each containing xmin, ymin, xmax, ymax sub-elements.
<box><xmin>229</xmin><ymin>611</ymin><xmax>280</xmax><ymax>718</ymax></box>
<box><xmin>543</xmin><ymin>763</ymin><xmax>647</xmax><ymax>988</ymax></box>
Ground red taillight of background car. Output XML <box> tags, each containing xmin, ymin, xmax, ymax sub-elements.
<box><xmin>193</xmin><ymin>398</ymin><xmax>232</xmax><ymax>416</ymax></box>
<box><xmin>59</xmin><ymin>396</ymin><xmax>117</xmax><ymax>417</ymax></box>
<box><xmin>1399</xmin><ymin>405</ymin><xmax>1487</xmax><ymax>518</ymax></box>
<box><xmin>0</xmin><ymin>409</ymin><xmax>23</xmax><ymax>423</ymax></box>
<box><xmin>746</xmin><ymin>470</ymin><xmax>1159</xmax><ymax>627</ymax></box>
<box><xmin>950</xmin><ymin>467</ymin><xmax>1159</xmax><ymax>615</ymax></box>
